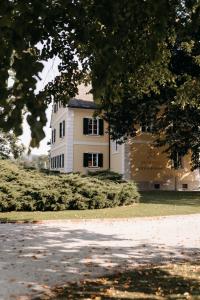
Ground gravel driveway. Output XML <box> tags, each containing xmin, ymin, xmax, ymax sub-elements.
<box><xmin>0</xmin><ymin>214</ymin><xmax>200</xmax><ymax>300</ymax></box>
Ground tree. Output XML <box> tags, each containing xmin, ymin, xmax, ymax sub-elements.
<box><xmin>0</xmin><ymin>0</ymin><xmax>200</xmax><ymax>166</ymax></box>
<box><xmin>0</xmin><ymin>131</ymin><xmax>25</xmax><ymax>159</ymax></box>
<box><xmin>20</xmin><ymin>154</ymin><xmax>49</xmax><ymax>170</ymax></box>
<box><xmin>102</xmin><ymin>40</ymin><xmax>200</xmax><ymax>169</ymax></box>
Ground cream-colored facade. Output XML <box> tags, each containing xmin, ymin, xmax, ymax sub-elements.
<box><xmin>50</xmin><ymin>95</ymin><xmax>200</xmax><ymax>191</ymax></box>
<box><xmin>50</xmin><ymin>98</ymin><xmax>110</xmax><ymax>174</ymax></box>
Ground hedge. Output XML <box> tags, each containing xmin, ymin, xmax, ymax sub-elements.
<box><xmin>0</xmin><ymin>160</ymin><xmax>140</xmax><ymax>211</ymax></box>
<box><xmin>88</xmin><ymin>169</ymin><xmax>123</xmax><ymax>182</ymax></box>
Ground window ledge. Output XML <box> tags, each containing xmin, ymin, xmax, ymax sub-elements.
<box><xmin>87</xmin><ymin>166</ymin><xmax>100</xmax><ymax>169</ymax></box>
<box><xmin>85</xmin><ymin>134</ymin><xmax>102</xmax><ymax>137</ymax></box>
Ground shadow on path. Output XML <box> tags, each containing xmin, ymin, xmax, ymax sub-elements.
<box><xmin>0</xmin><ymin>220</ymin><xmax>200</xmax><ymax>299</ymax></box>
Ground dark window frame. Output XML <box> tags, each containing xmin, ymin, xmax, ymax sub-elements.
<box><xmin>83</xmin><ymin>153</ymin><xmax>103</xmax><ymax>168</ymax></box>
<box><xmin>83</xmin><ymin>118</ymin><xmax>104</xmax><ymax>136</ymax></box>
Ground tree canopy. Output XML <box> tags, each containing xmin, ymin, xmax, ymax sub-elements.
<box><xmin>103</xmin><ymin>43</ymin><xmax>200</xmax><ymax>169</ymax></box>
<box><xmin>0</xmin><ymin>131</ymin><xmax>25</xmax><ymax>159</ymax></box>
<box><xmin>0</xmin><ymin>0</ymin><xmax>200</xmax><ymax>167</ymax></box>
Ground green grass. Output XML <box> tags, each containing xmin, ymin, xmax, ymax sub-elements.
<box><xmin>0</xmin><ymin>191</ymin><xmax>200</xmax><ymax>222</ymax></box>
<box><xmin>50</xmin><ymin>263</ymin><xmax>200</xmax><ymax>299</ymax></box>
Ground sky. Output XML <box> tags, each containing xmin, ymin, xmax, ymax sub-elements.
<box><xmin>20</xmin><ymin>57</ymin><xmax>60</xmax><ymax>155</ymax></box>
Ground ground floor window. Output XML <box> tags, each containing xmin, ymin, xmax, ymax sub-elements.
<box><xmin>51</xmin><ymin>154</ymin><xmax>64</xmax><ymax>169</ymax></box>
<box><xmin>83</xmin><ymin>153</ymin><xmax>103</xmax><ymax>168</ymax></box>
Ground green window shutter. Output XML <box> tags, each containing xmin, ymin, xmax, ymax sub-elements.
<box><xmin>83</xmin><ymin>118</ymin><xmax>89</xmax><ymax>134</ymax></box>
<box><xmin>98</xmin><ymin>153</ymin><xmax>103</xmax><ymax>167</ymax></box>
<box><xmin>99</xmin><ymin>119</ymin><xmax>104</xmax><ymax>135</ymax></box>
<box><xmin>83</xmin><ymin>153</ymin><xmax>88</xmax><ymax>167</ymax></box>
<box><xmin>59</xmin><ymin>122</ymin><xmax>62</xmax><ymax>138</ymax></box>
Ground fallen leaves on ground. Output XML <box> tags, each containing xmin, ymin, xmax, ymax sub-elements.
<box><xmin>34</xmin><ymin>262</ymin><xmax>200</xmax><ymax>300</ymax></box>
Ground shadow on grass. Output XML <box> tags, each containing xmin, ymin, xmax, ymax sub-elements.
<box><xmin>53</xmin><ymin>264</ymin><xmax>200</xmax><ymax>299</ymax></box>
<box><xmin>140</xmin><ymin>191</ymin><xmax>200</xmax><ymax>207</ymax></box>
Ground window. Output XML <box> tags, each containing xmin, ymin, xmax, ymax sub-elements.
<box><xmin>111</xmin><ymin>140</ymin><xmax>119</xmax><ymax>153</ymax></box>
<box><xmin>115</xmin><ymin>141</ymin><xmax>118</xmax><ymax>152</ymax></box>
<box><xmin>182</xmin><ymin>183</ymin><xmax>188</xmax><ymax>189</ymax></box>
<box><xmin>59</xmin><ymin>155</ymin><xmax>61</xmax><ymax>168</ymax></box>
<box><xmin>54</xmin><ymin>101</ymin><xmax>63</xmax><ymax>112</ymax></box>
<box><xmin>154</xmin><ymin>183</ymin><xmax>160</xmax><ymax>190</ymax></box>
<box><xmin>59</xmin><ymin>120</ymin><xmax>65</xmax><ymax>138</ymax></box>
<box><xmin>52</xmin><ymin>158</ymin><xmax>54</xmax><ymax>169</ymax></box>
<box><xmin>83</xmin><ymin>153</ymin><xmax>103</xmax><ymax>168</ymax></box>
<box><xmin>62</xmin><ymin>120</ymin><xmax>65</xmax><ymax>137</ymax></box>
<box><xmin>54</xmin><ymin>103</ymin><xmax>58</xmax><ymax>113</ymax></box>
<box><xmin>51</xmin><ymin>154</ymin><xmax>64</xmax><ymax>169</ymax></box>
<box><xmin>83</xmin><ymin>118</ymin><xmax>104</xmax><ymax>135</ymax></box>
<box><xmin>59</xmin><ymin>122</ymin><xmax>62</xmax><ymax>138</ymax></box>
<box><xmin>52</xmin><ymin>129</ymin><xmax>56</xmax><ymax>144</ymax></box>
<box><xmin>171</xmin><ymin>152</ymin><xmax>183</xmax><ymax>169</ymax></box>
<box><xmin>61</xmin><ymin>154</ymin><xmax>64</xmax><ymax>168</ymax></box>
<box><xmin>140</xmin><ymin>122</ymin><xmax>154</xmax><ymax>133</ymax></box>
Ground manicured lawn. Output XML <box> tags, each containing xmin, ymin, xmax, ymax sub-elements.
<box><xmin>51</xmin><ymin>263</ymin><xmax>200</xmax><ymax>299</ymax></box>
<box><xmin>0</xmin><ymin>191</ymin><xmax>200</xmax><ymax>222</ymax></box>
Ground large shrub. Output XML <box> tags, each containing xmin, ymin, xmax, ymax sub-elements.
<box><xmin>0</xmin><ymin>160</ymin><xmax>140</xmax><ymax>212</ymax></box>
<box><xmin>88</xmin><ymin>169</ymin><xmax>123</xmax><ymax>182</ymax></box>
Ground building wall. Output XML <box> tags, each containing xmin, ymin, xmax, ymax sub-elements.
<box><xmin>50</xmin><ymin>99</ymin><xmax>200</xmax><ymax>191</ymax></box>
<box><xmin>128</xmin><ymin>133</ymin><xmax>200</xmax><ymax>191</ymax></box>
<box><xmin>50</xmin><ymin>105</ymin><xmax>109</xmax><ymax>173</ymax></box>
<box><xmin>73</xmin><ymin>108</ymin><xmax>109</xmax><ymax>143</ymax></box>
<box><xmin>110</xmin><ymin>141</ymin><xmax>124</xmax><ymax>175</ymax></box>
<box><xmin>73</xmin><ymin>108</ymin><xmax>109</xmax><ymax>174</ymax></box>
<box><xmin>73</xmin><ymin>144</ymin><xmax>109</xmax><ymax>174</ymax></box>
<box><xmin>50</xmin><ymin>105</ymin><xmax>68</xmax><ymax>172</ymax></box>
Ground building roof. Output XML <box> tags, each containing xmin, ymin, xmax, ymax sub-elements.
<box><xmin>68</xmin><ymin>98</ymin><xmax>97</xmax><ymax>109</ymax></box>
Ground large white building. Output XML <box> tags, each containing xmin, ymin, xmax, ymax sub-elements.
<box><xmin>50</xmin><ymin>88</ymin><xmax>200</xmax><ymax>191</ymax></box>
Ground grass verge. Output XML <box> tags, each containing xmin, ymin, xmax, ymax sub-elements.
<box><xmin>0</xmin><ymin>191</ymin><xmax>200</xmax><ymax>222</ymax></box>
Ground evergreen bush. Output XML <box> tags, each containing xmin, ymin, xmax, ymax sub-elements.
<box><xmin>88</xmin><ymin>169</ymin><xmax>123</xmax><ymax>181</ymax></box>
<box><xmin>0</xmin><ymin>160</ymin><xmax>140</xmax><ymax>212</ymax></box>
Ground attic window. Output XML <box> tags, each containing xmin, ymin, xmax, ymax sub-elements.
<box><xmin>171</xmin><ymin>152</ymin><xmax>183</xmax><ymax>169</ymax></box>
<box><xmin>141</xmin><ymin>122</ymin><xmax>154</xmax><ymax>133</ymax></box>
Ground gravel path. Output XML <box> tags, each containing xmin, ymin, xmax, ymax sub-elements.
<box><xmin>0</xmin><ymin>214</ymin><xmax>200</xmax><ymax>300</ymax></box>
